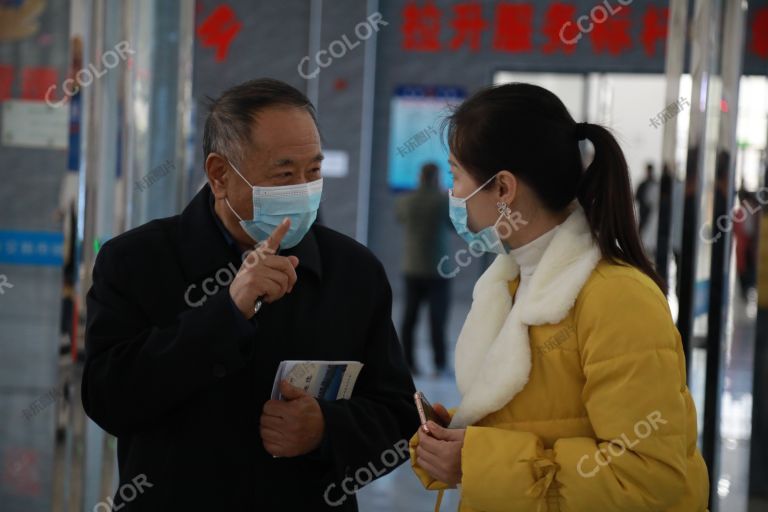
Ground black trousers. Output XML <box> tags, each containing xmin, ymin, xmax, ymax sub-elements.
<box><xmin>400</xmin><ymin>276</ymin><xmax>449</xmax><ymax>372</ymax></box>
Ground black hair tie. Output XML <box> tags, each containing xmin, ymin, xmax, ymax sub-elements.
<box><xmin>574</xmin><ymin>122</ymin><xmax>589</xmax><ymax>141</ymax></box>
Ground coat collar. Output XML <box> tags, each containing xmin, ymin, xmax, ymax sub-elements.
<box><xmin>178</xmin><ymin>185</ymin><xmax>322</xmax><ymax>284</ymax></box>
<box><xmin>450</xmin><ymin>206</ymin><xmax>601</xmax><ymax>428</ymax></box>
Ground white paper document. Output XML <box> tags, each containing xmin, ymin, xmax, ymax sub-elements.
<box><xmin>270</xmin><ymin>360</ymin><xmax>363</xmax><ymax>401</ymax></box>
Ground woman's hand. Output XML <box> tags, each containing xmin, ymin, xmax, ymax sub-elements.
<box><xmin>416</xmin><ymin>420</ymin><xmax>466</xmax><ymax>487</ymax></box>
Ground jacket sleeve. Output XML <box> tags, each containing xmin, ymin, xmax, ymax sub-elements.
<box><xmin>82</xmin><ymin>240</ymin><xmax>258</xmax><ymax>437</ymax></box>
<box><xmin>315</xmin><ymin>260</ymin><xmax>421</xmax><ymax>482</ymax></box>
<box><xmin>458</xmin><ymin>276</ymin><xmax>694</xmax><ymax>512</ymax></box>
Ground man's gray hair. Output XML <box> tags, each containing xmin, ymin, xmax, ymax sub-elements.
<box><xmin>202</xmin><ymin>78</ymin><xmax>318</xmax><ymax>166</ymax></box>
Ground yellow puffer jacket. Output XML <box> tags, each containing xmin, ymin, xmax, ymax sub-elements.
<box><xmin>409</xmin><ymin>208</ymin><xmax>709</xmax><ymax>512</ymax></box>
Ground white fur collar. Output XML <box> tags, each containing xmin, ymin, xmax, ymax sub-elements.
<box><xmin>449</xmin><ymin>206</ymin><xmax>601</xmax><ymax>428</ymax></box>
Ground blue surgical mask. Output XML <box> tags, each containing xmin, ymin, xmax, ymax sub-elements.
<box><xmin>448</xmin><ymin>173</ymin><xmax>509</xmax><ymax>255</ymax></box>
<box><xmin>224</xmin><ymin>161</ymin><xmax>322</xmax><ymax>249</ymax></box>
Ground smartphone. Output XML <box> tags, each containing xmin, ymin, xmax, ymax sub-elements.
<box><xmin>414</xmin><ymin>391</ymin><xmax>448</xmax><ymax>429</ymax></box>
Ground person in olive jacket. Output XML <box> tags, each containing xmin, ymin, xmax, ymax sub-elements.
<box><xmin>82</xmin><ymin>78</ymin><xmax>419</xmax><ymax>511</ymax></box>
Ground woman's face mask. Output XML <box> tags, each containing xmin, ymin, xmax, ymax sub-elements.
<box><xmin>224</xmin><ymin>160</ymin><xmax>323</xmax><ymax>249</ymax></box>
<box><xmin>448</xmin><ymin>172</ymin><xmax>509</xmax><ymax>255</ymax></box>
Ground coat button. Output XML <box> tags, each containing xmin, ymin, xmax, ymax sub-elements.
<box><xmin>212</xmin><ymin>364</ymin><xmax>226</xmax><ymax>378</ymax></box>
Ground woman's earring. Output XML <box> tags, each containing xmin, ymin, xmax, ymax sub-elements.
<box><xmin>497</xmin><ymin>201</ymin><xmax>513</xmax><ymax>219</ymax></box>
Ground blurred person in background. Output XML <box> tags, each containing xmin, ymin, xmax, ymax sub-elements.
<box><xmin>408</xmin><ymin>83</ymin><xmax>708</xmax><ymax>512</ymax></box>
<box><xmin>81</xmin><ymin>78</ymin><xmax>418</xmax><ymax>511</ymax></box>
<box><xmin>734</xmin><ymin>191</ymin><xmax>760</xmax><ymax>302</ymax></box>
<box><xmin>635</xmin><ymin>162</ymin><xmax>658</xmax><ymax>254</ymax></box>
<box><xmin>396</xmin><ymin>163</ymin><xmax>451</xmax><ymax>377</ymax></box>
<box><xmin>670</xmin><ymin>172</ymin><xmax>685</xmax><ymax>297</ymax></box>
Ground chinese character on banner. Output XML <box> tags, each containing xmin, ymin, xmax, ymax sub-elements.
<box><xmin>541</xmin><ymin>3</ymin><xmax>578</xmax><ymax>54</ymax></box>
<box><xmin>402</xmin><ymin>0</ymin><xmax>441</xmax><ymax>51</ymax></box>
<box><xmin>196</xmin><ymin>4</ymin><xmax>242</xmax><ymax>62</ymax></box>
<box><xmin>493</xmin><ymin>2</ymin><xmax>533</xmax><ymax>52</ymax></box>
<box><xmin>750</xmin><ymin>7</ymin><xmax>768</xmax><ymax>59</ymax></box>
<box><xmin>589</xmin><ymin>6</ymin><xmax>632</xmax><ymax>55</ymax></box>
<box><xmin>20</xmin><ymin>66</ymin><xmax>58</xmax><ymax>101</ymax></box>
<box><xmin>1</xmin><ymin>448</ymin><xmax>41</xmax><ymax>497</ymax></box>
<box><xmin>0</xmin><ymin>64</ymin><xmax>12</xmax><ymax>101</ymax></box>
<box><xmin>448</xmin><ymin>2</ymin><xmax>488</xmax><ymax>52</ymax></box>
<box><xmin>641</xmin><ymin>7</ymin><xmax>667</xmax><ymax>57</ymax></box>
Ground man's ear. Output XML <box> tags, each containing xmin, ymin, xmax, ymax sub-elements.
<box><xmin>205</xmin><ymin>153</ymin><xmax>229</xmax><ymax>198</ymax></box>
<box><xmin>496</xmin><ymin>170</ymin><xmax>517</xmax><ymax>206</ymax></box>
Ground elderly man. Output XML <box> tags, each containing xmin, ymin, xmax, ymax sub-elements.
<box><xmin>82</xmin><ymin>78</ymin><xmax>419</xmax><ymax>511</ymax></box>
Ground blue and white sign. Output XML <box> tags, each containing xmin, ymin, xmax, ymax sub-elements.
<box><xmin>0</xmin><ymin>231</ymin><xmax>64</xmax><ymax>266</ymax></box>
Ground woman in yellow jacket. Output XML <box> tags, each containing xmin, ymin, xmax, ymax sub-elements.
<box><xmin>409</xmin><ymin>83</ymin><xmax>709</xmax><ymax>512</ymax></box>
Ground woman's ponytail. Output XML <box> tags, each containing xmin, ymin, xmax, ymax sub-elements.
<box><xmin>575</xmin><ymin>122</ymin><xmax>667</xmax><ymax>294</ymax></box>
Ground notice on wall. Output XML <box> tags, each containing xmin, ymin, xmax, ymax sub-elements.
<box><xmin>387</xmin><ymin>85</ymin><xmax>465</xmax><ymax>192</ymax></box>
<box><xmin>2</xmin><ymin>99</ymin><xmax>68</xmax><ymax>149</ymax></box>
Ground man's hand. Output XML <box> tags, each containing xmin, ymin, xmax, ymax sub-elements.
<box><xmin>229</xmin><ymin>218</ymin><xmax>299</xmax><ymax>319</ymax></box>
<box><xmin>260</xmin><ymin>380</ymin><xmax>325</xmax><ymax>457</ymax></box>
<box><xmin>415</xmin><ymin>421</ymin><xmax>466</xmax><ymax>487</ymax></box>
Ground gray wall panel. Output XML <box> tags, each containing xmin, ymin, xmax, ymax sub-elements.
<box><xmin>0</xmin><ymin>2</ymin><xmax>70</xmax><ymax>510</ymax></box>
